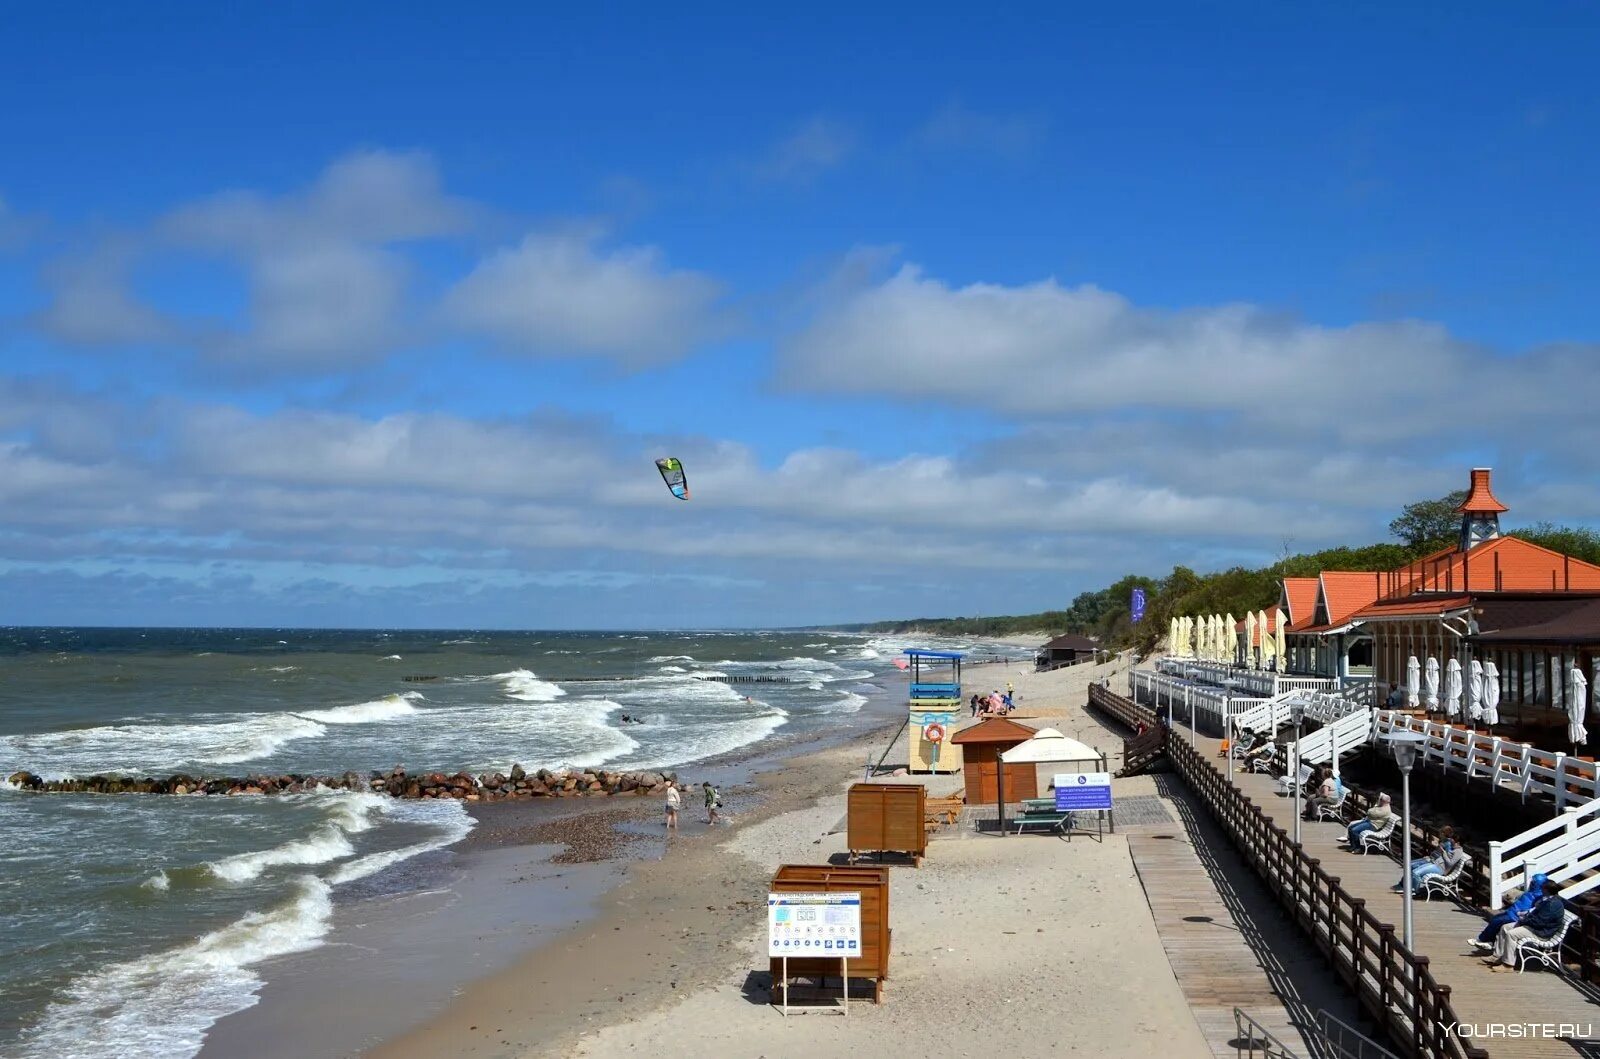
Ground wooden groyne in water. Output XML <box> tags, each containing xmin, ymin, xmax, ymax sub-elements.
<box><xmin>5</xmin><ymin>764</ymin><xmax>690</xmax><ymax>802</ymax></box>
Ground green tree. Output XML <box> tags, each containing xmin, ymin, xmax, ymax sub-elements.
<box><xmin>1388</xmin><ymin>490</ymin><xmax>1468</xmax><ymax>549</ymax></box>
<box><xmin>1511</xmin><ymin>523</ymin><xmax>1600</xmax><ymax>566</ymax></box>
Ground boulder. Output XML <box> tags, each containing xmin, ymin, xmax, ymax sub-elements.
<box><xmin>510</xmin><ymin>763</ymin><xmax>526</xmax><ymax>782</ymax></box>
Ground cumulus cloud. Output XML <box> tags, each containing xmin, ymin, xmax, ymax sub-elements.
<box><xmin>27</xmin><ymin>150</ymin><xmax>725</xmax><ymax>373</ymax></box>
<box><xmin>443</xmin><ymin>233</ymin><xmax>724</xmax><ymax>364</ymax></box>
<box><xmin>779</xmin><ymin>258</ymin><xmax>1599</xmax><ymax>444</ymax></box>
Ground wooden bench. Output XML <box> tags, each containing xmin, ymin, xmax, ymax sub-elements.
<box><xmin>1013</xmin><ymin>810</ymin><xmax>1072</xmax><ymax>835</ymax></box>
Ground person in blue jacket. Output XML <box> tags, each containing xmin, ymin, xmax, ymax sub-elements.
<box><xmin>1469</xmin><ymin>873</ymin><xmax>1546</xmax><ymax>950</ymax></box>
<box><xmin>1486</xmin><ymin>878</ymin><xmax>1568</xmax><ymax>971</ymax></box>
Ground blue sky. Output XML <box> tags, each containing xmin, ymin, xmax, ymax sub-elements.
<box><xmin>3</xmin><ymin>3</ymin><xmax>1600</xmax><ymax>628</ymax></box>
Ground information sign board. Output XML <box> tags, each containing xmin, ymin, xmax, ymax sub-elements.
<box><xmin>768</xmin><ymin>891</ymin><xmax>862</xmax><ymax>958</ymax></box>
<box><xmin>1052</xmin><ymin>772</ymin><xmax>1113</xmax><ymax>811</ymax></box>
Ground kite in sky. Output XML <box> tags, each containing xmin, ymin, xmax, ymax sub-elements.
<box><xmin>655</xmin><ymin>457</ymin><xmax>689</xmax><ymax>500</ymax></box>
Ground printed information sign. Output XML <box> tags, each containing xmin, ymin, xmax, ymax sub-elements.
<box><xmin>1053</xmin><ymin>772</ymin><xmax>1113</xmax><ymax>811</ymax></box>
<box><xmin>768</xmin><ymin>891</ymin><xmax>862</xmax><ymax>958</ymax></box>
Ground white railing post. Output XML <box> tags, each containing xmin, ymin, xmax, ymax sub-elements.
<box><xmin>1554</xmin><ymin>752</ymin><xmax>1569</xmax><ymax>810</ymax></box>
<box><xmin>1488</xmin><ymin>839</ymin><xmax>1504</xmax><ymax>910</ymax></box>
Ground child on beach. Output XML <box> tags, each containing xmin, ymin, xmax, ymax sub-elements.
<box><xmin>665</xmin><ymin>781</ymin><xmax>680</xmax><ymax>831</ymax></box>
<box><xmin>703</xmin><ymin>781</ymin><xmax>721</xmax><ymax>825</ymax></box>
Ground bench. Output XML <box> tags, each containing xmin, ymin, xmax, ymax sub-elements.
<box><xmin>1013</xmin><ymin>810</ymin><xmax>1072</xmax><ymax>835</ymax></box>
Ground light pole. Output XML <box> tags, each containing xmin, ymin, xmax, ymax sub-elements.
<box><xmin>1291</xmin><ymin>701</ymin><xmax>1306</xmax><ymax>846</ymax></box>
<box><xmin>1386</xmin><ymin>731</ymin><xmax>1425</xmax><ymax>950</ymax></box>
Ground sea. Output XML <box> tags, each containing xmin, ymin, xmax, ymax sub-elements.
<box><xmin>0</xmin><ymin>627</ymin><xmax>1025</xmax><ymax>1058</ymax></box>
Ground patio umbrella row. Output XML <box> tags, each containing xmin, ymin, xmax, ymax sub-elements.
<box><xmin>1398</xmin><ymin>654</ymin><xmax>1600</xmax><ymax>749</ymax></box>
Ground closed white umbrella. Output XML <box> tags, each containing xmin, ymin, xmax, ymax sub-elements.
<box><xmin>1199</xmin><ymin>615</ymin><xmax>1212</xmax><ymax>661</ymax></box>
<box><xmin>1482</xmin><ymin>661</ymin><xmax>1501</xmax><ymax>727</ymax></box>
<box><xmin>1405</xmin><ymin>656</ymin><xmax>1420</xmax><ymax>709</ymax></box>
<box><xmin>1444</xmin><ymin>658</ymin><xmax>1462</xmax><ymax>719</ymax></box>
<box><xmin>1424</xmin><ymin>656</ymin><xmax>1440</xmax><ymax>712</ymax></box>
<box><xmin>1213</xmin><ymin>614</ymin><xmax>1225</xmax><ymax>662</ymax></box>
<box><xmin>1258</xmin><ymin>610</ymin><xmax>1275</xmax><ymax>671</ymax></box>
<box><xmin>1275</xmin><ymin>610</ymin><xmax>1287</xmax><ymax>671</ymax></box>
<box><xmin>1569</xmin><ymin>666</ymin><xmax>1589</xmax><ymax>747</ymax></box>
<box><xmin>1169</xmin><ymin>617</ymin><xmax>1178</xmax><ymax>656</ymax></box>
<box><xmin>1467</xmin><ymin>659</ymin><xmax>1484</xmax><ymax>723</ymax></box>
<box><xmin>1224</xmin><ymin>613</ymin><xmax>1237</xmax><ymax>666</ymax></box>
<box><xmin>1246</xmin><ymin>612</ymin><xmax>1259</xmax><ymax>670</ymax></box>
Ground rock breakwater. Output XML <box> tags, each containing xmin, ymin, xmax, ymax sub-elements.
<box><xmin>5</xmin><ymin>764</ymin><xmax>687</xmax><ymax>802</ymax></box>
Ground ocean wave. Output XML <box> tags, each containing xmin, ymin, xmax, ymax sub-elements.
<box><xmin>647</xmin><ymin>654</ymin><xmax>695</xmax><ymax>663</ymax></box>
<box><xmin>15</xmin><ymin>875</ymin><xmax>333</xmax><ymax>1059</ymax></box>
<box><xmin>141</xmin><ymin>871</ymin><xmax>170</xmax><ymax>892</ymax></box>
<box><xmin>298</xmin><ymin>692</ymin><xmax>421</xmax><ymax>725</ymax></box>
<box><xmin>659</xmin><ymin>665</ymin><xmax>687</xmax><ymax>673</ymax></box>
<box><xmin>326</xmin><ymin>799</ymin><xmax>474</xmax><ymax>885</ymax></box>
<box><xmin>207</xmin><ymin>790</ymin><xmax>384</xmax><ymax>883</ymax></box>
<box><xmin>494</xmin><ymin>669</ymin><xmax>565</xmax><ymax>702</ymax></box>
<box><xmin>0</xmin><ymin>714</ymin><xmax>328</xmax><ymax>778</ymax></box>
<box><xmin>821</xmin><ymin>691</ymin><xmax>869</xmax><ymax>714</ymax></box>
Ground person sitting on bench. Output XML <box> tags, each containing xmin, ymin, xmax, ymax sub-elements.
<box><xmin>1471</xmin><ymin>872</ymin><xmax>1547</xmax><ymax>951</ymax></box>
<box><xmin>1485</xmin><ymin>877</ymin><xmax>1567</xmax><ymax>972</ymax></box>
<box><xmin>1302</xmin><ymin>767</ymin><xmax>1339</xmax><ymax>820</ymax></box>
<box><xmin>1394</xmin><ymin>826</ymin><xmax>1463</xmax><ymax>895</ymax></box>
<box><xmin>1345</xmin><ymin>793</ymin><xmax>1391</xmax><ymax>849</ymax></box>
<box><xmin>1239</xmin><ymin>728</ymin><xmax>1272</xmax><ymax>766</ymax></box>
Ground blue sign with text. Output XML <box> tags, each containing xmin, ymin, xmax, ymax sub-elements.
<box><xmin>1053</xmin><ymin>772</ymin><xmax>1113</xmax><ymax>811</ymax></box>
<box><xmin>1130</xmin><ymin>588</ymin><xmax>1147</xmax><ymax>624</ymax></box>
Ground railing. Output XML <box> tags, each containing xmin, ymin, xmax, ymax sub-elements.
<box><xmin>1229</xmin><ymin>690</ymin><xmax>1303</xmax><ymax>739</ymax></box>
<box><xmin>1090</xmin><ymin>680</ymin><xmax>1156</xmax><ymax>731</ymax></box>
<box><xmin>1130</xmin><ymin>670</ymin><xmax>1266</xmax><ymax>736</ymax></box>
<box><xmin>1296</xmin><ymin>709</ymin><xmax>1376</xmax><ymax>768</ymax></box>
<box><xmin>1232</xmin><ymin>1007</ymin><xmax>1303</xmax><ymax>1058</ymax></box>
<box><xmin>1120</xmin><ymin>684</ymin><xmax>1488</xmax><ymax>1059</ymax></box>
<box><xmin>1486</xmin><ymin>796</ymin><xmax>1600</xmax><ymax>909</ymax></box>
<box><xmin>1374</xmin><ymin>712</ymin><xmax>1600</xmax><ymax>810</ymax></box>
<box><xmin>1315</xmin><ymin>1010</ymin><xmax>1402</xmax><ymax>1059</ymax></box>
<box><xmin>1153</xmin><ymin>658</ymin><xmax>1338</xmax><ymax>699</ymax></box>
<box><xmin>1118</xmin><ymin>724</ymin><xmax>1169</xmax><ymax>777</ymax></box>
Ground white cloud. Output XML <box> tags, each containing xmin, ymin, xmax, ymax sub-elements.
<box><xmin>779</xmin><ymin>258</ymin><xmax>1598</xmax><ymax>444</ymax></box>
<box><xmin>443</xmin><ymin>232</ymin><xmax>723</xmax><ymax>364</ymax></box>
<box><xmin>35</xmin><ymin>241</ymin><xmax>185</xmax><ymax>347</ymax></box>
<box><xmin>754</xmin><ymin>117</ymin><xmax>855</xmax><ymax>183</ymax></box>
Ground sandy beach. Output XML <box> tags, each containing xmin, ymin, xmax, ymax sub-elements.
<box><xmin>365</xmin><ymin>654</ymin><xmax>1212</xmax><ymax>1059</ymax></box>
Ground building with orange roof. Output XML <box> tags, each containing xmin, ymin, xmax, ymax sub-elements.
<box><xmin>1284</xmin><ymin>468</ymin><xmax>1600</xmax><ymax>745</ymax></box>
<box><xmin>1279</xmin><ymin>571</ymin><xmax>1384</xmax><ymax>679</ymax></box>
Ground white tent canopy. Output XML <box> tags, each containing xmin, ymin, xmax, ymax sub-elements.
<box><xmin>1000</xmin><ymin>727</ymin><xmax>1105</xmax><ymax>765</ymax></box>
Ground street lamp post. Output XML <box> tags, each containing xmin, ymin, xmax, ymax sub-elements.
<box><xmin>1385</xmin><ymin>731</ymin><xmax>1426</xmax><ymax>950</ymax></box>
<box><xmin>1291</xmin><ymin>702</ymin><xmax>1306</xmax><ymax>846</ymax></box>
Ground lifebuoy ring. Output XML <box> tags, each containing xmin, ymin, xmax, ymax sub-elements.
<box><xmin>924</xmin><ymin>723</ymin><xmax>946</xmax><ymax>744</ymax></box>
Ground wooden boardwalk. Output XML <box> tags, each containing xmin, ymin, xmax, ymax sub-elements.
<box><xmin>1129</xmin><ymin>820</ymin><xmax>1317</xmax><ymax>1057</ymax></box>
<box><xmin>1185</xmin><ymin>729</ymin><xmax>1600</xmax><ymax>1058</ymax></box>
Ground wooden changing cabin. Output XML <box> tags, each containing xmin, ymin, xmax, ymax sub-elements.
<box><xmin>846</xmin><ymin>782</ymin><xmax>927</xmax><ymax>866</ymax></box>
<box><xmin>950</xmin><ymin>717</ymin><xmax>1039</xmax><ymax>803</ymax></box>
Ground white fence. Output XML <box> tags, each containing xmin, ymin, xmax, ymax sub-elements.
<box><xmin>1486</xmin><ymin>798</ymin><xmax>1600</xmax><ymax>909</ymax></box>
<box><xmin>1296</xmin><ymin>709</ymin><xmax>1375</xmax><ymax>770</ymax></box>
<box><xmin>1371</xmin><ymin>711</ymin><xmax>1600</xmax><ymax>810</ymax></box>
<box><xmin>1128</xmin><ymin>670</ymin><xmax>1265</xmax><ymax>736</ymax></box>
<box><xmin>1151</xmin><ymin>657</ymin><xmax>1338</xmax><ymax>699</ymax></box>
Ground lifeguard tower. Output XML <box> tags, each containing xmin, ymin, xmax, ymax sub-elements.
<box><xmin>904</xmin><ymin>649</ymin><xmax>963</xmax><ymax>773</ymax></box>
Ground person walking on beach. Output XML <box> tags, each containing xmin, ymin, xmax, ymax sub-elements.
<box><xmin>664</xmin><ymin>781</ymin><xmax>680</xmax><ymax>831</ymax></box>
<box><xmin>703</xmin><ymin>781</ymin><xmax>721</xmax><ymax>825</ymax></box>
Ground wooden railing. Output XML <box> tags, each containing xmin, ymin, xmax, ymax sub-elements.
<box><xmin>1118</xmin><ymin>725</ymin><xmax>1169</xmax><ymax>777</ymax></box>
<box><xmin>1090</xmin><ymin>684</ymin><xmax>1487</xmax><ymax>1059</ymax></box>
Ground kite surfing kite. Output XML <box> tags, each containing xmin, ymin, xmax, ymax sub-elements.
<box><xmin>655</xmin><ymin>457</ymin><xmax>689</xmax><ymax>500</ymax></box>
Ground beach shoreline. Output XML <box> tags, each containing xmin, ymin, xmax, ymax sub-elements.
<box><xmin>362</xmin><ymin>654</ymin><xmax>1141</xmax><ymax>1059</ymax></box>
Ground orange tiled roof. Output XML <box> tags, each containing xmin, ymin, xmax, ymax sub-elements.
<box><xmin>1320</xmin><ymin>571</ymin><xmax>1383</xmax><ymax>626</ymax></box>
<box><xmin>1378</xmin><ymin>536</ymin><xmax>1600</xmax><ymax>599</ymax></box>
<box><xmin>1353</xmin><ymin>595</ymin><xmax>1473</xmax><ymax>619</ymax></box>
<box><xmin>1457</xmin><ymin>467</ymin><xmax>1509</xmax><ymax>514</ymax></box>
<box><xmin>1281</xmin><ymin>577</ymin><xmax>1319</xmax><ymax>630</ymax></box>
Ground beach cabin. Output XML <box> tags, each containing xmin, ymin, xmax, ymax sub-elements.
<box><xmin>904</xmin><ymin>649</ymin><xmax>964</xmax><ymax>773</ymax></box>
<box><xmin>1034</xmin><ymin>633</ymin><xmax>1098</xmax><ymax>671</ymax></box>
<box><xmin>951</xmin><ymin>717</ymin><xmax>1039</xmax><ymax>803</ymax></box>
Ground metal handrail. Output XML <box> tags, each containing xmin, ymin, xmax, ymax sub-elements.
<box><xmin>1233</xmin><ymin>1007</ymin><xmax>1303</xmax><ymax>1059</ymax></box>
<box><xmin>1315</xmin><ymin>1010</ymin><xmax>1401</xmax><ymax>1059</ymax></box>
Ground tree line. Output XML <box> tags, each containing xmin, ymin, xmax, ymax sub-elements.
<box><xmin>846</xmin><ymin>491</ymin><xmax>1600</xmax><ymax>653</ymax></box>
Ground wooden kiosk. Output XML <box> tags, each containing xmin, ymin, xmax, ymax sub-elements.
<box><xmin>904</xmin><ymin>648</ymin><xmax>963</xmax><ymax>773</ymax></box>
<box><xmin>950</xmin><ymin>717</ymin><xmax>1039</xmax><ymax>803</ymax></box>
<box><xmin>846</xmin><ymin>782</ymin><xmax>927</xmax><ymax>866</ymax></box>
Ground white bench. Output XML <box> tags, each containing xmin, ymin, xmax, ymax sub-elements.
<box><xmin>1420</xmin><ymin>856</ymin><xmax>1471</xmax><ymax>902</ymax></box>
<box><xmin>1312</xmin><ymin>788</ymin><xmax>1348</xmax><ymax>824</ymax></box>
<box><xmin>1509</xmin><ymin>910</ymin><xmax>1580</xmax><ymax>974</ymax></box>
<box><xmin>1357</xmin><ymin>817</ymin><xmax>1397</xmax><ymax>855</ymax></box>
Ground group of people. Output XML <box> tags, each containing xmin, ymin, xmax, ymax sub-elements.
<box><xmin>970</xmin><ymin>682</ymin><xmax>1016</xmax><ymax>717</ymax></box>
<box><xmin>662</xmin><ymin>779</ymin><xmax>722</xmax><ymax>831</ymax></box>
<box><xmin>1332</xmin><ymin>787</ymin><xmax>1571</xmax><ymax>972</ymax></box>
<box><xmin>1233</xmin><ymin>727</ymin><xmax>1274</xmax><ymax>770</ymax></box>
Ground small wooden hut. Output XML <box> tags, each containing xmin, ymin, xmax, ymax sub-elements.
<box><xmin>950</xmin><ymin>717</ymin><xmax>1039</xmax><ymax>803</ymax></box>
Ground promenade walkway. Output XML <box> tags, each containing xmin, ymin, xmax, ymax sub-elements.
<box><xmin>1179</xmin><ymin>726</ymin><xmax>1600</xmax><ymax>1058</ymax></box>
